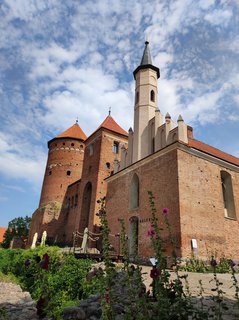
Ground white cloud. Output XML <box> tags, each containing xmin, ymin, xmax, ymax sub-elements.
<box><xmin>0</xmin><ymin>133</ymin><xmax>46</xmax><ymax>188</ymax></box>
<box><xmin>204</xmin><ymin>9</ymin><xmax>232</xmax><ymax>25</ymax></box>
<box><xmin>0</xmin><ymin>0</ymin><xmax>238</xmax><ymax>195</ymax></box>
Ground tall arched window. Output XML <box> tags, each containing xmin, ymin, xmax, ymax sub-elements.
<box><xmin>150</xmin><ymin>90</ymin><xmax>155</xmax><ymax>102</ymax></box>
<box><xmin>130</xmin><ymin>174</ymin><xmax>139</xmax><ymax>209</ymax></box>
<box><xmin>79</xmin><ymin>182</ymin><xmax>92</xmax><ymax>231</ymax></box>
<box><xmin>221</xmin><ymin>171</ymin><xmax>236</xmax><ymax>219</ymax></box>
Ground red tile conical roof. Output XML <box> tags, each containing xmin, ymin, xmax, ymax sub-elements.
<box><xmin>56</xmin><ymin>123</ymin><xmax>87</xmax><ymax>141</ymax></box>
<box><xmin>96</xmin><ymin>115</ymin><xmax>128</xmax><ymax>137</ymax></box>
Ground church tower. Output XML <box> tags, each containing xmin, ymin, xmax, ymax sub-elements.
<box><xmin>132</xmin><ymin>41</ymin><xmax>160</xmax><ymax>162</ymax></box>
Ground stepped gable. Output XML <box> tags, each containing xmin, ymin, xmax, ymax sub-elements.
<box><xmin>87</xmin><ymin>115</ymin><xmax>128</xmax><ymax>140</ymax></box>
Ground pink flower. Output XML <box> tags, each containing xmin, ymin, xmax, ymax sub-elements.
<box><xmin>147</xmin><ymin>224</ymin><xmax>156</xmax><ymax>237</ymax></box>
<box><xmin>162</xmin><ymin>208</ymin><xmax>169</xmax><ymax>216</ymax></box>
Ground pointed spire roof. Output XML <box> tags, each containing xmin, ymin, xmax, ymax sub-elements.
<box><xmin>133</xmin><ymin>41</ymin><xmax>160</xmax><ymax>79</ymax></box>
<box><xmin>140</xmin><ymin>41</ymin><xmax>152</xmax><ymax>65</ymax></box>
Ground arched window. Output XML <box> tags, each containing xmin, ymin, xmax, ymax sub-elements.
<box><xmin>221</xmin><ymin>171</ymin><xmax>236</xmax><ymax>219</ymax></box>
<box><xmin>66</xmin><ymin>170</ymin><xmax>71</xmax><ymax>176</ymax></box>
<box><xmin>150</xmin><ymin>90</ymin><xmax>155</xmax><ymax>102</ymax></box>
<box><xmin>130</xmin><ymin>174</ymin><xmax>139</xmax><ymax>209</ymax></box>
<box><xmin>79</xmin><ymin>182</ymin><xmax>92</xmax><ymax>232</ymax></box>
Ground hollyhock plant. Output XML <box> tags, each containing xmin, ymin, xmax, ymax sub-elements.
<box><xmin>150</xmin><ymin>266</ymin><xmax>161</xmax><ymax>279</ymax></box>
<box><xmin>24</xmin><ymin>259</ymin><xmax>31</xmax><ymax>267</ymax></box>
<box><xmin>210</xmin><ymin>258</ymin><xmax>217</xmax><ymax>268</ymax></box>
<box><xmin>96</xmin><ymin>209</ymin><xmax>106</xmax><ymax>217</ymax></box>
<box><xmin>162</xmin><ymin>208</ymin><xmax>169</xmax><ymax>216</ymax></box>
<box><xmin>147</xmin><ymin>224</ymin><xmax>156</xmax><ymax>237</ymax></box>
<box><xmin>42</xmin><ymin>253</ymin><xmax>50</xmax><ymax>270</ymax></box>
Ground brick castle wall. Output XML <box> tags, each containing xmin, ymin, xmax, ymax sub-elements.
<box><xmin>177</xmin><ymin>149</ymin><xmax>239</xmax><ymax>259</ymax></box>
<box><xmin>106</xmin><ymin>148</ymin><xmax>181</xmax><ymax>259</ymax></box>
<box><xmin>39</xmin><ymin>138</ymin><xmax>85</xmax><ymax>208</ymax></box>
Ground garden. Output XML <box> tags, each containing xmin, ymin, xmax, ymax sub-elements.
<box><xmin>0</xmin><ymin>193</ymin><xmax>239</xmax><ymax>319</ymax></box>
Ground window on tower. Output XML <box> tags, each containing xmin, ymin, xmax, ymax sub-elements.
<box><xmin>66</xmin><ymin>170</ymin><xmax>71</xmax><ymax>176</ymax></box>
<box><xmin>150</xmin><ymin>90</ymin><xmax>155</xmax><ymax>102</ymax></box>
<box><xmin>75</xmin><ymin>194</ymin><xmax>78</xmax><ymax>207</ymax></box>
<box><xmin>113</xmin><ymin>141</ymin><xmax>119</xmax><ymax>154</ymax></box>
<box><xmin>221</xmin><ymin>170</ymin><xmax>236</xmax><ymax>219</ymax></box>
<box><xmin>89</xmin><ymin>144</ymin><xmax>93</xmax><ymax>155</ymax></box>
<box><xmin>135</xmin><ymin>91</ymin><xmax>139</xmax><ymax>104</ymax></box>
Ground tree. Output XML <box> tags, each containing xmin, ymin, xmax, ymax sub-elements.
<box><xmin>1</xmin><ymin>215</ymin><xmax>32</xmax><ymax>249</ymax></box>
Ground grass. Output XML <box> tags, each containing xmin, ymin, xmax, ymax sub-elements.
<box><xmin>0</xmin><ymin>271</ymin><xmax>19</xmax><ymax>284</ymax></box>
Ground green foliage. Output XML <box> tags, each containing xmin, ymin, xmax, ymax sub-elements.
<box><xmin>1</xmin><ymin>215</ymin><xmax>31</xmax><ymax>248</ymax></box>
<box><xmin>180</xmin><ymin>257</ymin><xmax>233</xmax><ymax>273</ymax></box>
<box><xmin>0</xmin><ymin>271</ymin><xmax>19</xmax><ymax>284</ymax></box>
<box><xmin>1</xmin><ymin>229</ymin><xmax>13</xmax><ymax>249</ymax></box>
<box><xmin>0</xmin><ymin>247</ymin><xmax>95</xmax><ymax>319</ymax></box>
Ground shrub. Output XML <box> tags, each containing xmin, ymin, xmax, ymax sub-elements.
<box><xmin>0</xmin><ymin>247</ymin><xmax>96</xmax><ymax>319</ymax></box>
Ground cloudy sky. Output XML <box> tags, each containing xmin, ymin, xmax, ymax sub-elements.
<box><xmin>0</xmin><ymin>0</ymin><xmax>239</xmax><ymax>227</ymax></box>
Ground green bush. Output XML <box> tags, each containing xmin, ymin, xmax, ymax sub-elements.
<box><xmin>0</xmin><ymin>247</ymin><xmax>99</xmax><ymax>319</ymax></box>
<box><xmin>179</xmin><ymin>257</ymin><xmax>233</xmax><ymax>273</ymax></box>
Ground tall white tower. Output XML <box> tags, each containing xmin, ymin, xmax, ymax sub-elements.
<box><xmin>132</xmin><ymin>41</ymin><xmax>160</xmax><ymax>162</ymax></box>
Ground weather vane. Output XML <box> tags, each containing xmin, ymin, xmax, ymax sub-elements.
<box><xmin>76</xmin><ymin>117</ymin><xmax>78</xmax><ymax>124</ymax></box>
<box><xmin>109</xmin><ymin>107</ymin><xmax>111</xmax><ymax>116</ymax></box>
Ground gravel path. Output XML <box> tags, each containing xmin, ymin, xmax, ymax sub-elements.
<box><xmin>141</xmin><ymin>266</ymin><xmax>239</xmax><ymax>319</ymax></box>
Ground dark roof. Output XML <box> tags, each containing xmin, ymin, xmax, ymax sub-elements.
<box><xmin>140</xmin><ymin>41</ymin><xmax>152</xmax><ymax>65</ymax></box>
<box><xmin>133</xmin><ymin>41</ymin><xmax>160</xmax><ymax>79</ymax></box>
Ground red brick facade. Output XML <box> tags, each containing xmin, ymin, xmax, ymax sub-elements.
<box><xmin>29</xmin><ymin>117</ymin><xmax>128</xmax><ymax>245</ymax></box>
<box><xmin>106</xmin><ymin>142</ymin><xmax>239</xmax><ymax>260</ymax></box>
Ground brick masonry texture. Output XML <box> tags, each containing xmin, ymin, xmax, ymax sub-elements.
<box><xmin>177</xmin><ymin>148</ymin><xmax>239</xmax><ymax>259</ymax></box>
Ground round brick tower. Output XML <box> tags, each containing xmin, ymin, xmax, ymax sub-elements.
<box><xmin>39</xmin><ymin>121</ymin><xmax>87</xmax><ymax>208</ymax></box>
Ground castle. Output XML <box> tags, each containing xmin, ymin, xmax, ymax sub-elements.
<box><xmin>29</xmin><ymin>42</ymin><xmax>239</xmax><ymax>260</ymax></box>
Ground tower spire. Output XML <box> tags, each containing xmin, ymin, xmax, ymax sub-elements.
<box><xmin>140</xmin><ymin>41</ymin><xmax>152</xmax><ymax>65</ymax></box>
<box><xmin>133</xmin><ymin>41</ymin><xmax>160</xmax><ymax>79</ymax></box>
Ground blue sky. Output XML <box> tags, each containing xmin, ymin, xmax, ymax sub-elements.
<box><xmin>0</xmin><ymin>0</ymin><xmax>239</xmax><ymax>227</ymax></box>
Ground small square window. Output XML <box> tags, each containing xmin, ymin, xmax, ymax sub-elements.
<box><xmin>66</xmin><ymin>170</ymin><xmax>71</xmax><ymax>176</ymax></box>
